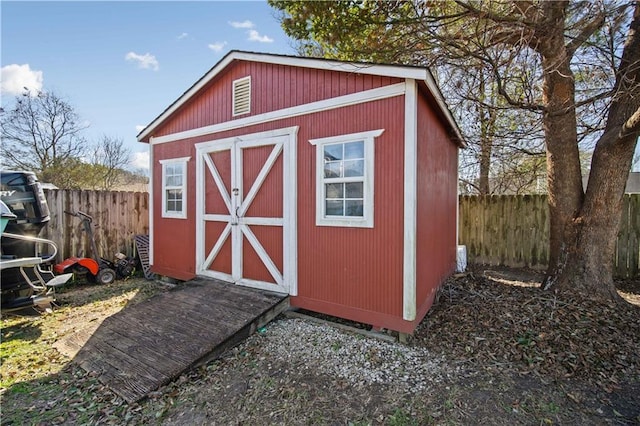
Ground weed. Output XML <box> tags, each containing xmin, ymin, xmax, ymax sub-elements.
<box><xmin>8</xmin><ymin>381</ymin><xmax>31</xmax><ymax>394</ymax></box>
<box><xmin>388</xmin><ymin>407</ymin><xmax>419</xmax><ymax>426</ymax></box>
<box><xmin>539</xmin><ymin>401</ymin><xmax>560</xmax><ymax>414</ymax></box>
<box><xmin>517</xmin><ymin>331</ymin><xmax>536</xmax><ymax>347</ymax></box>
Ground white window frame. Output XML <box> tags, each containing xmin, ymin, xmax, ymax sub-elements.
<box><xmin>160</xmin><ymin>156</ymin><xmax>190</xmax><ymax>219</ymax></box>
<box><xmin>309</xmin><ymin>129</ymin><xmax>384</xmax><ymax>228</ymax></box>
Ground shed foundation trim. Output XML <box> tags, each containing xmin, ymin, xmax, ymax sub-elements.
<box><xmin>291</xmin><ymin>296</ymin><xmax>418</xmax><ymax>334</ymax></box>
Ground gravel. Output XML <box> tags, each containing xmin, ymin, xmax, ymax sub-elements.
<box><xmin>244</xmin><ymin>317</ymin><xmax>456</xmax><ymax>392</ymax></box>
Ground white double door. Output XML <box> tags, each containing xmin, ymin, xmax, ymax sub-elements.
<box><xmin>195</xmin><ymin>128</ymin><xmax>296</xmax><ymax>294</ymax></box>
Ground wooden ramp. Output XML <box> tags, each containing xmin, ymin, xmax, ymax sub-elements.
<box><xmin>57</xmin><ymin>278</ymin><xmax>289</xmax><ymax>403</ymax></box>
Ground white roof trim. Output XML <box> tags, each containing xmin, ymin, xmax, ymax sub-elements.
<box><xmin>423</xmin><ymin>69</ymin><xmax>464</xmax><ymax>144</ymax></box>
<box><xmin>137</xmin><ymin>50</ymin><xmax>463</xmax><ymax>144</ymax></box>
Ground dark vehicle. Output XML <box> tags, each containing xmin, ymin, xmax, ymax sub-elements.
<box><xmin>0</xmin><ymin>171</ymin><xmax>70</xmax><ymax>311</ymax></box>
<box><xmin>0</xmin><ymin>170</ymin><xmax>50</xmax><ymax>237</ymax></box>
<box><xmin>1</xmin><ymin>171</ymin><xmax>51</xmax><ymax>292</ymax></box>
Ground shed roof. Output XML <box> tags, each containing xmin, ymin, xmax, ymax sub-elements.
<box><xmin>137</xmin><ymin>50</ymin><xmax>464</xmax><ymax>144</ymax></box>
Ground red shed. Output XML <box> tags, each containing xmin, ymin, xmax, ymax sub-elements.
<box><xmin>137</xmin><ymin>51</ymin><xmax>463</xmax><ymax>334</ymax></box>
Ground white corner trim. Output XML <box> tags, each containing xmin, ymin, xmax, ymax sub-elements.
<box><xmin>456</xmin><ymin>148</ymin><xmax>460</xmax><ymax>247</ymax></box>
<box><xmin>150</xmin><ymin>83</ymin><xmax>404</xmax><ymax>145</ymax></box>
<box><xmin>403</xmin><ymin>79</ymin><xmax>418</xmax><ymax>322</ymax></box>
<box><xmin>284</xmin><ymin>126</ymin><xmax>298</xmax><ymax>296</ymax></box>
<box><xmin>148</xmin><ymin>142</ymin><xmax>154</xmax><ymax>267</ymax></box>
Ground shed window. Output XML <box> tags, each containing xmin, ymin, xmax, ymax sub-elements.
<box><xmin>232</xmin><ymin>76</ymin><xmax>251</xmax><ymax>116</ymax></box>
<box><xmin>309</xmin><ymin>129</ymin><xmax>384</xmax><ymax>228</ymax></box>
<box><xmin>160</xmin><ymin>157</ymin><xmax>190</xmax><ymax>219</ymax></box>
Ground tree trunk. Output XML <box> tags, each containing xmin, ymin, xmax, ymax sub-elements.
<box><xmin>537</xmin><ymin>3</ymin><xmax>585</xmax><ymax>289</ymax></box>
<box><xmin>544</xmin><ymin>2</ymin><xmax>640</xmax><ymax>301</ymax></box>
<box><xmin>478</xmin><ymin>113</ymin><xmax>493</xmax><ymax>195</ymax></box>
<box><xmin>555</xmin><ymin>132</ymin><xmax>636</xmax><ymax>301</ymax></box>
<box><xmin>477</xmin><ymin>77</ymin><xmax>494</xmax><ymax>195</ymax></box>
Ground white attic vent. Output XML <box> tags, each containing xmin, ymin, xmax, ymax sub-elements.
<box><xmin>232</xmin><ymin>76</ymin><xmax>251</xmax><ymax>116</ymax></box>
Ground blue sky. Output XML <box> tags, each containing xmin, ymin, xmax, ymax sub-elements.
<box><xmin>2</xmin><ymin>2</ymin><xmax>638</xmax><ymax>174</ymax></box>
<box><xmin>1</xmin><ymin>1</ymin><xmax>296</xmax><ymax>170</ymax></box>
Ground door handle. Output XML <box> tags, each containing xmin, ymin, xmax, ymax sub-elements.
<box><xmin>232</xmin><ymin>188</ymin><xmax>241</xmax><ymax>223</ymax></box>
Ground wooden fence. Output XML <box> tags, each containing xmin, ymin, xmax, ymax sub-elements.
<box><xmin>458</xmin><ymin>194</ymin><xmax>640</xmax><ymax>278</ymax></box>
<box><xmin>41</xmin><ymin>190</ymin><xmax>149</xmax><ymax>262</ymax></box>
<box><xmin>35</xmin><ymin>190</ymin><xmax>638</xmax><ymax>278</ymax></box>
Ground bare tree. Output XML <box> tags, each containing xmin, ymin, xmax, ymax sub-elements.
<box><xmin>0</xmin><ymin>89</ymin><xmax>89</xmax><ymax>185</ymax></box>
<box><xmin>90</xmin><ymin>135</ymin><xmax>132</xmax><ymax>190</ymax></box>
<box><xmin>1</xmin><ymin>90</ymin><xmax>137</xmax><ymax>190</ymax></box>
<box><xmin>438</xmin><ymin>62</ymin><xmax>547</xmax><ymax>194</ymax></box>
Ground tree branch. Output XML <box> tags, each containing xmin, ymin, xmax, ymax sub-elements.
<box><xmin>455</xmin><ymin>0</ymin><xmax>537</xmax><ymax>26</ymax></box>
<box><xmin>621</xmin><ymin>105</ymin><xmax>640</xmax><ymax>137</ymax></box>
<box><xmin>566</xmin><ymin>12</ymin><xmax>606</xmax><ymax>56</ymax></box>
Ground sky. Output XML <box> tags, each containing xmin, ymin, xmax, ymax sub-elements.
<box><xmin>2</xmin><ymin>1</ymin><xmax>638</xmax><ymax>175</ymax></box>
<box><xmin>0</xmin><ymin>1</ymin><xmax>296</xmax><ymax>171</ymax></box>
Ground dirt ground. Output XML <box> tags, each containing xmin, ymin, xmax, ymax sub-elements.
<box><xmin>1</xmin><ymin>267</ymin><xmax>639</xmax><ymax>425</ymax></box>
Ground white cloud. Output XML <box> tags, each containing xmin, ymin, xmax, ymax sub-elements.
<box><xmin>247</xmin><ymin>29</ymin><xmax>274</xmax><ymax>43</ymax></box>
<box><xmin>177</xmin><ymin>32</ymin><xmax>189</xmax><ymax>40</ymax></box>
<box><xmin>228</xmin><ymin>20</ymin><xmax>272</xmax><ymax>43</ymax></box>
<box><xmin>135</xmin><ymin>124</ymin><xmax>146</xmax><ymax>133</ymax></box>
<box><xmin>131</xmin><ymin>151</ymin><xmax>150</xmax><ymax>170</ymax></box>
<box><xmin>125</xmin><ymin>52</ymin><xmax>159</xmax><ymax>71</ymax></box>
<box><xmin>208</xmin><ymin>41</ymin><xmax>227</xmax><ymax>52</ymax></box>
<box><xmin>229</xmin><ymin>20</ymin><xmax>254</xmax><ymax>29</ymax></box>
<box><xmin>0</xmin><ymin>64</ymin><xmax>43</xmax><ymax>95</ymax></box>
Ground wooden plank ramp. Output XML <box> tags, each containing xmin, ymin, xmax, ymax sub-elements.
<box><xmin>60</xmin><ymin>278</ymin><xmax>289</xmax><ymax>403</ymax></box>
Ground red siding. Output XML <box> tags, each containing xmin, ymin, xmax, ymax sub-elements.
<box><xmin>292</xmin><ymin>97</ymin><xmax>405</xmax><ymax>323</ymax></box>
<box><xmin>242</xmin><ymin>146</ymin><xmax>283</xmax><ymax>218</ymax></box>
<box><xmin>206</xmin><ymin>221</ymin><xmax>231</xmax><ymax>274</ymax></box>
<box><xmin>154</xmin><ymin>61</ymin><xmax>402</xmax><ymax>137</ymax></box>
<box><xmin>243</xmin><ymin>226</ymin><xmax>282</xmax><ymax>283</ymax></box>
<box><xmin>151</xmin><ymin>96</ymin><xmax>406</xmax><ymax>326</ymax></box>
<box><xmin>240</xmin><ymin>144</ymin><xmax>283</xmax><ymax>283</ymax></box>
<box><xmin>149</xmin><ymin>58</ymin><xmax>459</xmax><ymax>333</ymax></box>
<box><xmin>208</xmin><ymin>150</ymin><xmax>232</xmax><ymax>206</ymax></box>
<box><xmin>415</xmin><ymin>88</ymin><xmax>459</xmax><ymax>320</ymax></box>
<box><xmin>151</xmin><ymin>141</ymin><xmax>197</xmax><ymax>281</ymax></box>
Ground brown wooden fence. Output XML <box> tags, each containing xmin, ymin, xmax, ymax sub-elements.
<box><xmin>458</xmin><ymin>194</ymin><xmax>640</xmax><ymax>278</ymax></box>
<box><xmin>41</xmin><ymin>189</ymin><xmax>149</xmax><ymax>262</ymax></box>
<box><xmin>36</xmin><ymin>190</ymin><xmax>638</xmax><ymax>278</ymax></box>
